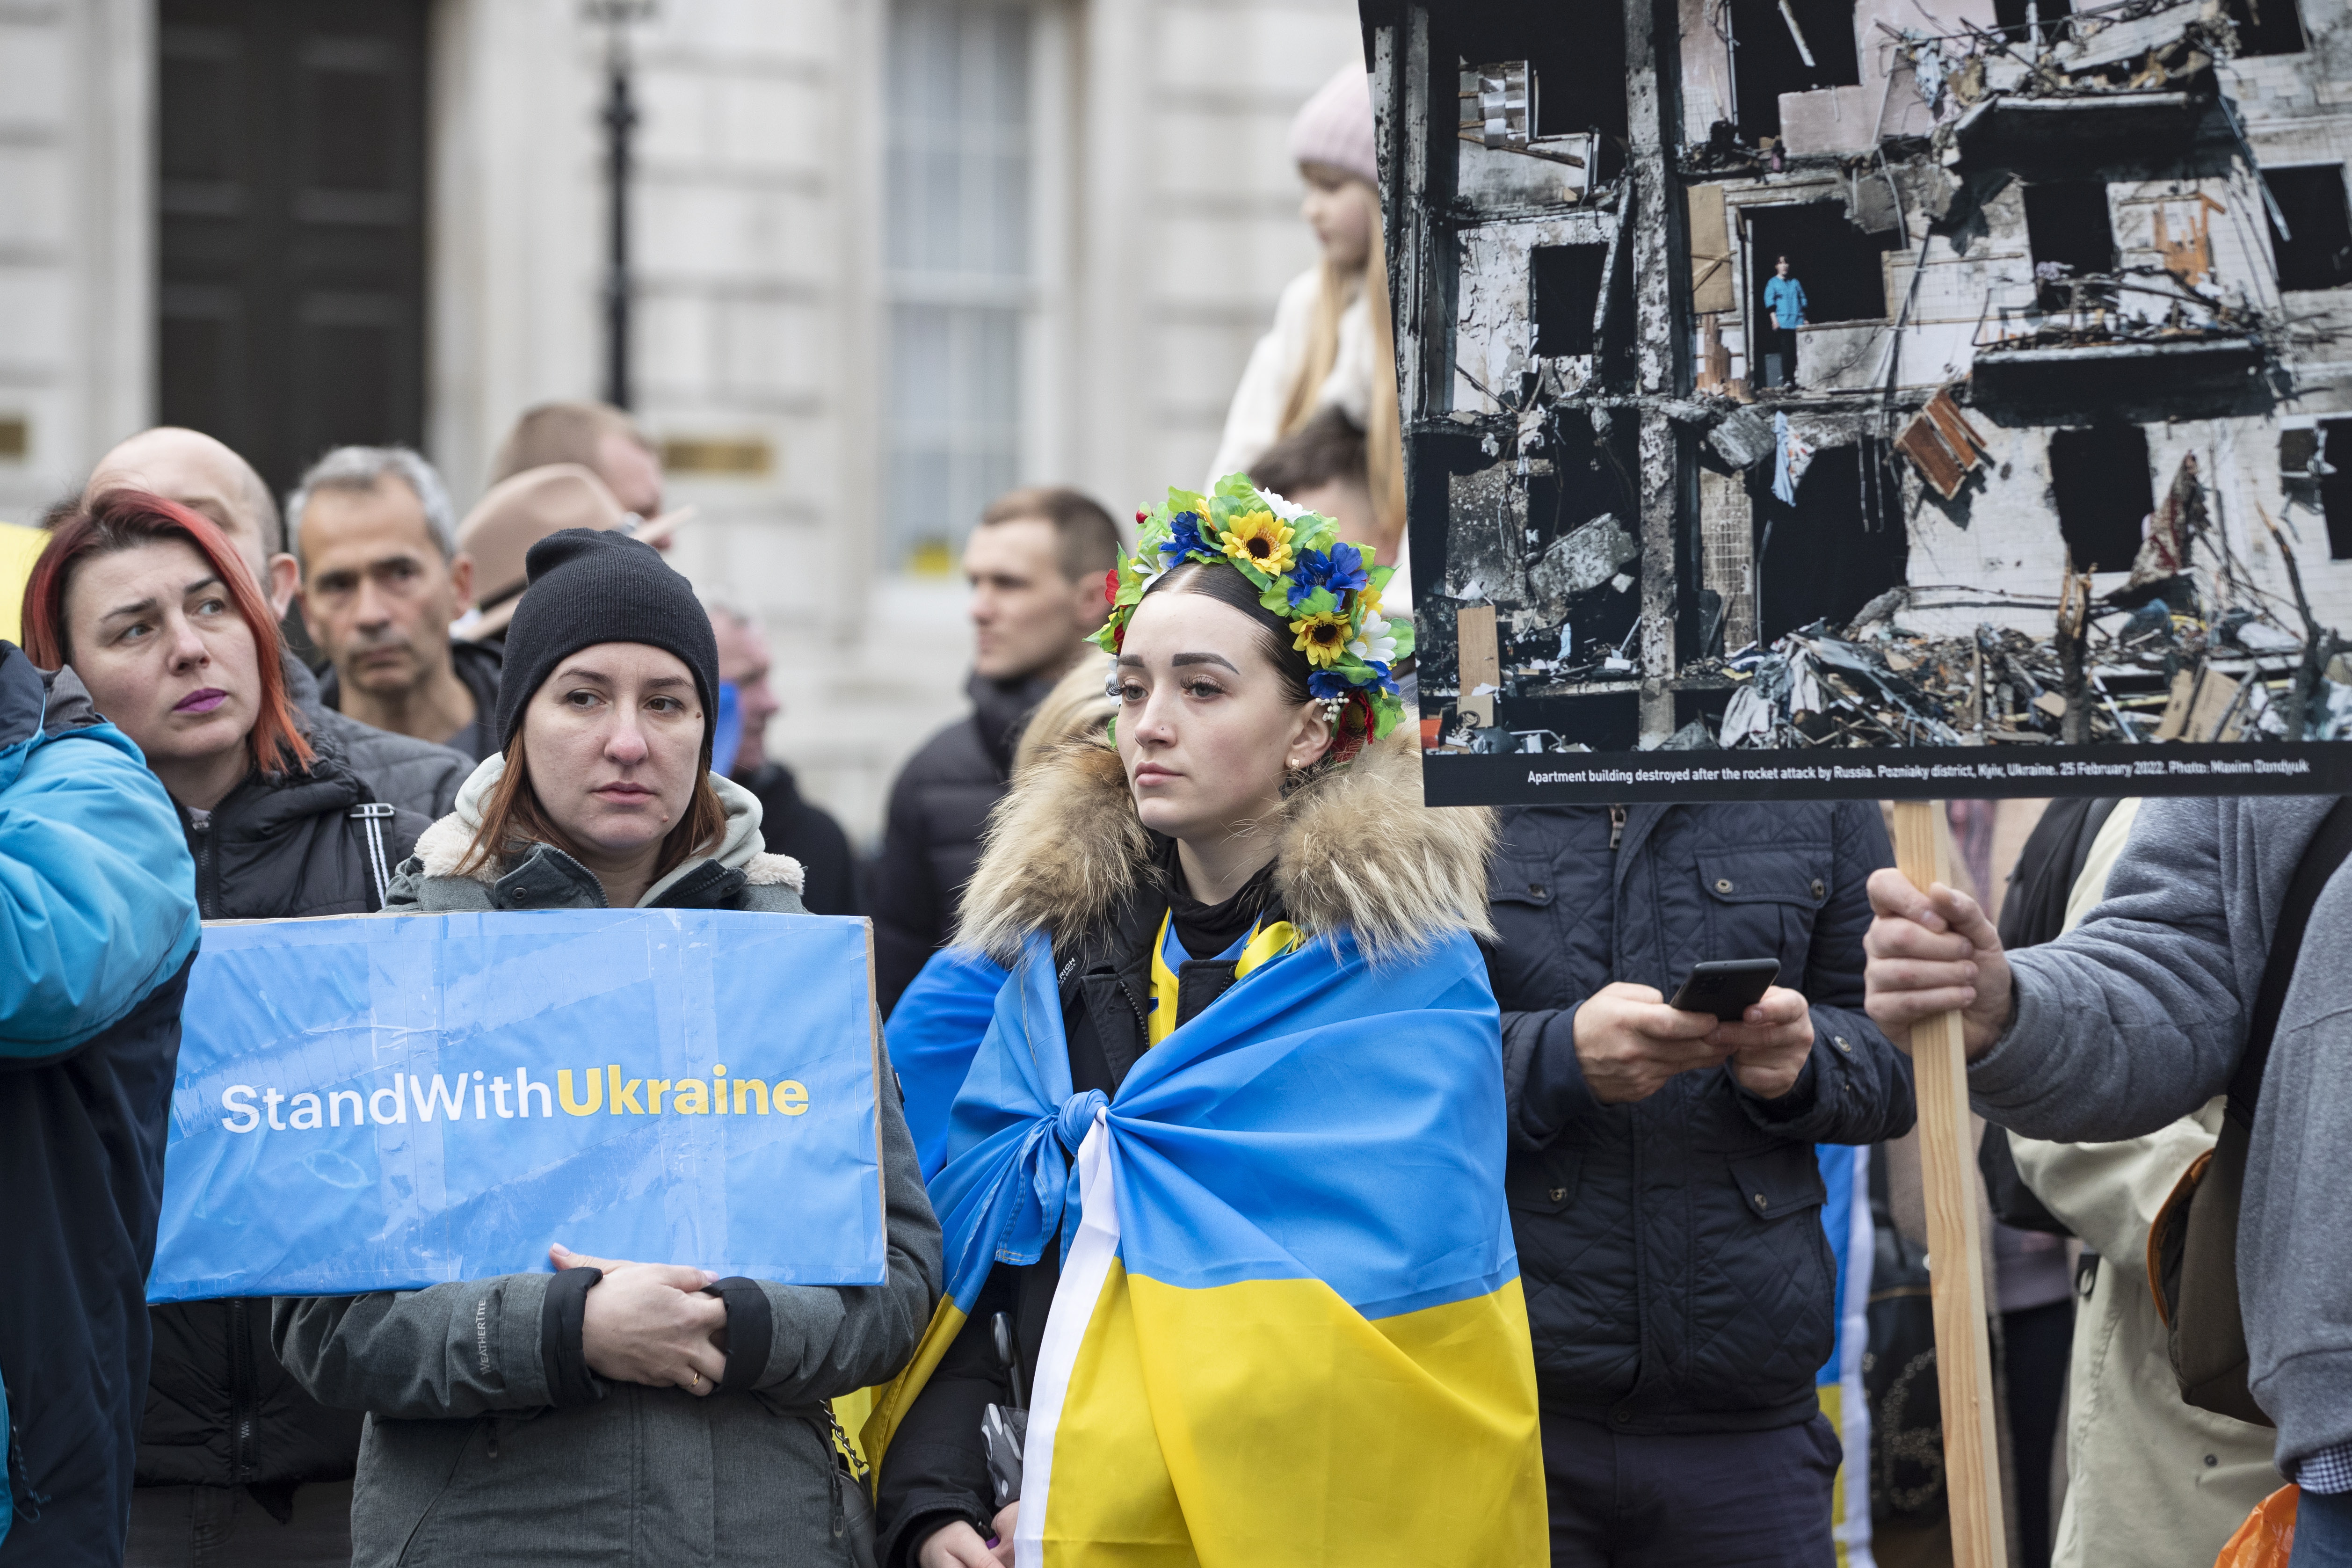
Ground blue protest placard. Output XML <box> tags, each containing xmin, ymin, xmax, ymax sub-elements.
<box><xmin>149</xmin><ymin>909</ymin><xmax>885</xmax><ymax>1301</ymax></box>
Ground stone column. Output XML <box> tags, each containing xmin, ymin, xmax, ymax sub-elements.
<box><xmin>1624</xmin><ymin>0</ymin><xmax>1682</xmax><ymax>745</ymax></box>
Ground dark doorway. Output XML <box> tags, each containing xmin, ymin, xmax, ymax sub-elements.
<box><xmin>2223</xmin><ymin>0</ymin><xmax>2304</xmax><ymax>56</ymax></box>
<box><xmin>1445</xmin><ymin>5</ymin><xmax>1630</xmax><ymax>185</ymax></box>
<box><xmin>2024</xmin><ymin>181</ymin><xmax>2115</xmax><ymax>308</ymax></box>
<box><xmin>2267</xmin><ymin>165</ymin><xmax>2352</xmax><ymax>292</ymax></box>
<box><xmin>1728</xmin><ymin>0</ymin><xmax>1861</xmax><ymax>142</ymax></box>
<box><xmin>1532</xmin><ymin>244</ymin><xmax>1607</xmax><ymax>358</ymax></box>
<box><xmin>2318</xmin><ymin>420</ymin><xmax>2352</xmax><ymax>560</ymax></box>
<box><xmin>159</xmin><ymin>0</ymin><xmax>428</xmax><ymax>501</ymax></box>
<box><xmin>2048</xmin><ymin>426</ymin><xmax>2153</xmax><ymax>573</ymax></box>
<box><xmin>1745</xmin><ymin>203</ymin><xmax>1894</xmax><ymax>328</ymax></box>
<box><xmin>1751</xmin><ymin>445</ymin><xmax>1906</xmax><ymax>642</ymax></box>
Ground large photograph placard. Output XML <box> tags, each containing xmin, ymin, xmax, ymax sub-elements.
<box><xmin>150</xmin><ymin>909</ymin><xmax>887</xmax><ymax>1301</ymax></box>
<box><xmin>1372</xmin><ymin>7</ymin><xmax>2352</xmax><ymax>807</ymax></box>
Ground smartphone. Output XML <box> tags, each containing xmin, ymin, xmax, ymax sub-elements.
<box><xmin>1668</xmin><ymin>958</ymin><xmax>1780</xmax><ymax>1022</ymax></box>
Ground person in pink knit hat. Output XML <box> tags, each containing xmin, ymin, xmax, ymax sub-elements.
<box><xmin>1208</xmin><ymin>62</ymin><xmax>1408</xmax><ymax>597</ymax></box>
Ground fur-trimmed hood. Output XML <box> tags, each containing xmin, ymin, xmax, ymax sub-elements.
<box><xmin>407</xmin><ymin>752</ymin><xmax>804</xmax><ymax>899</ymax></box>
<box><xmin>954</xmin><ymin>731</ymin><xmax>1494</xmax><ymax>963</ymax></box>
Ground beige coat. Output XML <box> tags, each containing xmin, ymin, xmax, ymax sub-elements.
<box><xmin>2009</xmin><ymin>799</ymin><xmax>2279</xmax><ymax>1568</ymax></box>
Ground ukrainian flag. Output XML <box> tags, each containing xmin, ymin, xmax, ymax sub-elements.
<box><xmin>1817</xmin><ymin>1142</ymin><xmax>1877</xmax><ymax>1568</ymax></box>
<box><xmin>885</xmin><ymin>945</ymin><xmax>1010</xmax><ymax>1179</ymax></box>
<box><xmin>865</xmin><ymin>925</ymin><xmax>1546</xmax><ymax>1565</ymax></box>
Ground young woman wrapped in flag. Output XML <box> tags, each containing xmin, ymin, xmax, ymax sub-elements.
<box><xmin>869</xmin><ymin>476</ymin><xmax>1547</xmax><ymax>1567</ymax></box>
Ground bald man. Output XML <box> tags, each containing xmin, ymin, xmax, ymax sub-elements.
<box><xmin>82</xmin><ymin>428</ymin><xmax>469</xmax><ymax>819</ymax></box>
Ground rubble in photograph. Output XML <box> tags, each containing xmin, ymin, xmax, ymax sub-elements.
<box><xmin>1374</xmin><ymin>0</ymin><xmax>2352</xmax><ymax>770</ymax></box>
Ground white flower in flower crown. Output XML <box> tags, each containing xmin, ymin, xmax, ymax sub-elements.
<box><xmin>1128</xmin><ymin>551</ymin><xmax>1166</xmax><ymax>594</ymax></box>
<box><xmin>1255</xmin><ymin>485</ymin><xmax>1311</xmax><ymax>523</ymax></box>
<box><xmin>1349</xmin><ymin>610</ymin><xmax>1399</xmax><ymax>665</ymax></box>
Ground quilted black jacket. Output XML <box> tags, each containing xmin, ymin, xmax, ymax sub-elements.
<box><xmin>1485</xmin><ymin>801</ymin><xmax>1915</xmax><ymax>1434</ymax></box>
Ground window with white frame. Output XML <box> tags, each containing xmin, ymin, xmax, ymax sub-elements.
<box><xmin>884</xmin><ymin>0</ymin><xmax>1034</xmax><ymax>572</ymax></box>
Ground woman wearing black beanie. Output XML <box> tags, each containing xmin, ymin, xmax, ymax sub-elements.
<box><xmin>391</xmin><ymin>527</ymin><xmax>809</xmax><ymax>912</ymax></box>
<box><xmin>271</xmin><ymin>528</ymin><xmax>943</xmax><ymax>1565</ymax></box>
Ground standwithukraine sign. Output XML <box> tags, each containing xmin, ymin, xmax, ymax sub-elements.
<box><xmin>149</xmin><ymin>909</ymin><xmax>886</xmax><ymax>1301</ymax></box>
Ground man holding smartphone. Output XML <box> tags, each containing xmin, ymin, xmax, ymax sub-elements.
<box><xmin>1481</xmin><ymin>801</ymin><xmax>1916</xmax><ymax>1568</ymax></box>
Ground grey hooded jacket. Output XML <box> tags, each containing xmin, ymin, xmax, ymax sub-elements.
<box><xmin>1969</xmin><ymin>793</ymin><xmax>2345</xmax><ymax>1474</ymax></box>
<box><xmin>276</xmin><ymin>756</ymin><xmax>944</xmax><ymax>1565</ymax></box>
<box><xmin>382</xmin><ymin>754</ymin><xmax>808</xmax><ymax>914</ymax></box>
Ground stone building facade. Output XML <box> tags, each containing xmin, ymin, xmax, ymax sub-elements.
<box><xmin>0</xmin><ymin>0</ymin><xmax>1362</xmax><ymax>841</ymax></box>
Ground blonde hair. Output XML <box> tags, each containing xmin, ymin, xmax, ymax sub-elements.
<box><xmin>1276</xmin><ymin>180</ymin><xmax>1404</xmax><ymax>547</ymax></box>
<box><xmin>1014</xmin><ymin>656</ymin><xmax>1119</xmax><ymax>776</ymax></box>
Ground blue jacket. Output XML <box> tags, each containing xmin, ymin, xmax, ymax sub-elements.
<box><xmin>1763</xmin><ymin>274</ymin><xmax>1808</xmax><ymax>327</ymax></box>
<box><xmin>1483</xmin><ymin>801</ymin><xmax>1914</xmax><ymax>1433</ymax></box>
<box><xmin>0</xmin><ymin>643</ymin><xmax>199</xmax><ymax>1564</ymax></box>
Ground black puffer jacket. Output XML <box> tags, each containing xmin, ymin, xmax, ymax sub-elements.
<box><xmin>283</xmin><ymin>649</ymin><xmax>469</xmax><ymax>819</ymax></box>
<box><xmin>1485</xmin><ymin>801</ymin><xmax>1914</xmax><ymax>1434</ymax></box>
<box><xmin>136</xmin><ymin>733</ymin><xmax>428</xmax><ymax>1506</ymax></box>
<box><xmin>870</xmin><ymin>671</ymin><xmax>1054</xmax><ymax>1016</ymax></box>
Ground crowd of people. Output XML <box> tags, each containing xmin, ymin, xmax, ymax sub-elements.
<box><xmin>6</xmin><ymin>58</ymin><xmax>2346</xmax><ymax>1568</ymax></box>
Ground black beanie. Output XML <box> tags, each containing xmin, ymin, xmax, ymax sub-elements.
<box><xmin>494</xmin><ymin>529</ymin><xmax>721</xmax><ymax>756</ymax></box>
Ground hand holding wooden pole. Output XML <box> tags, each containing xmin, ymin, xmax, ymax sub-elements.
<box><xmin>1889</xmin><ymin>799</ymin><xmax>2009</xmax><ymax>1568</ymax></box>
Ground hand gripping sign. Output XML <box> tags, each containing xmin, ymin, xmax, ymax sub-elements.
<box><xmin>149</xmin><ymin>909</ymin><xmax>887</xmax><ymax>1301</ymax></box>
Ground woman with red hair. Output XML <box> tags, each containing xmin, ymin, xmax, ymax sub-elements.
<box><xmin>21</xmin><ymin>487</ymin><xmax>428</xmax><ymax>1565</ymax></box>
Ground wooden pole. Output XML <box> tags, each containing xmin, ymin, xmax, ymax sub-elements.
<box><xmin>1889</xmin><ymin>799</ymin><xmax>2009</xmax><ymax>1568</ymax></box>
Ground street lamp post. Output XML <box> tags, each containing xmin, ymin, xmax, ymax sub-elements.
<box><xmin>586</xmin><ymin>1</ymin><xmax>654</xmax><ymax>411</ymax></box>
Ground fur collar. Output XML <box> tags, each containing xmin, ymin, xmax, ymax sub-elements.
<box><xmin>954</xmin><ymin>731</ymin><xmax>1494</xmax><ymax>963</ymax></box>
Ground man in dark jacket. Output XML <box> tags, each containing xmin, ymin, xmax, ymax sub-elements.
<box><xmin>291</xmin><ymin>445</ymin><xmax>504</xmax><ymax>762</ymax></box>
<box><xmin>84</xmin><ymin>427</ymin><xmax>471</xmax><ymax>817</ymax></box>
<box><xmin>1</xmin><ymin>645</ymin><xmax>202</xmax><ymax>1568</ymax></box>
<box><xmin>1484</xmin><ymin>800</ymin><xmax>1915</xmax><ymax>1567</ymax></box>
<box><xmin>709</xmin><ymin>604</ymin><xmax>859</xmax><ymax>915</ymax></box>
<box><xmin>870</xmin><ymin>487</ymin><xmax>1120</xmax><ymax>1015</ymax></box>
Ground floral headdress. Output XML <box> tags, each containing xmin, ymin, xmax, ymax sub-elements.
<box><xmin>1093</xmin><ymin>472</ymin><xmax>1415</xmax><ymax>755</ymax></box>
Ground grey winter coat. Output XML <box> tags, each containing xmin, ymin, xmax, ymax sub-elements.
<box><xmin>275</xmin><ymin>755</ymin><xmax>945</xmax><ymax>1565</ymax></box>
<box><xmin>1971</xmin><ymin>793</ymin><xmax>2345</xmax><ymax>1476</ymax></box>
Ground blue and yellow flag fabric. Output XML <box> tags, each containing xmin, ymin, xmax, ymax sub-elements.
<box><xmin>1816</xmin><ymin>1142</ymin><xmax>1877</xmax><ymax>1568</ymax></box>
<box><xmin>886</xmin><ymin>946</ymin><xmax>1010</xmax><ymax>1179</ymax></box>
<box><xmin>864</xmin><ymin>925</ymin><xmax>1546</xmax><ymax>1565</ymax></box>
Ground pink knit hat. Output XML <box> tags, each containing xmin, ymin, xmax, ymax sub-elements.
<box><xmin>1288</xmin><ymin>63</ymin><xmax>1377</xmax><ymax>188</ymax></box>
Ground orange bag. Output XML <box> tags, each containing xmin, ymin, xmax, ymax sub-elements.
<box><xmin>2215</xmin><ymin>1485</ymin><xmax>2300</xmax><ymax>1568</ymax></box>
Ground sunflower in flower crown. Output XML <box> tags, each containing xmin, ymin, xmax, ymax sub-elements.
<box><xmin>1094</xmin><ymin>472</ymin><xmax>1414</xmax><ymax>749</ymax></box>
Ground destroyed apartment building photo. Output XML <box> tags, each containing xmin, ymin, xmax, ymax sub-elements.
<box><xmin>1361</xmin><ymin>0</ymin><xmax>2352</xmax><ymax>800</ymax></box>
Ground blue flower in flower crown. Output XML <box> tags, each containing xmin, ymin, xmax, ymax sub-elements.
<box><xmin>1286</xmin><ymin>543</ymin><xmax>1370</xmax><ymax>609</ymax></box>
<box><xmin>1307</xmin><ymin>669</ymin><xmax>1354</xmax><ymax>701</ymax></box>
<box><xmin>1287</xmin><ymin>548</ymin><xmax>1332</xmax><ymax>608</ymax></box>
<box><xmin>1161</xmin><ymin>511</ymin><xmax>1207</xmax><ymax>563</ymax></box>
<box><xmin>1324</xmin><ymin>541</ymin><xmax>1371</xmax><ymax>597</ymax></box>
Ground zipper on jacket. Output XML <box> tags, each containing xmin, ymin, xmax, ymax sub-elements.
<box><xmin>1115</xmin><ymin>974</ymin><xmax>1150</xmax><ymax>1038</ymax></box>
<box><xmin>228</xmin><ymin>1298</ymin><xmax>257</xmax><ymax>1484</ymax></box>
<box><xmin>190</xmin><ymin>813</ymin><xmax>219</xmax><ymax>919</ymax></box>
<box><xmin>1609</xmin><ymin>805</ymin><xmax>1626</xmax><ymax>851</ymax></box>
